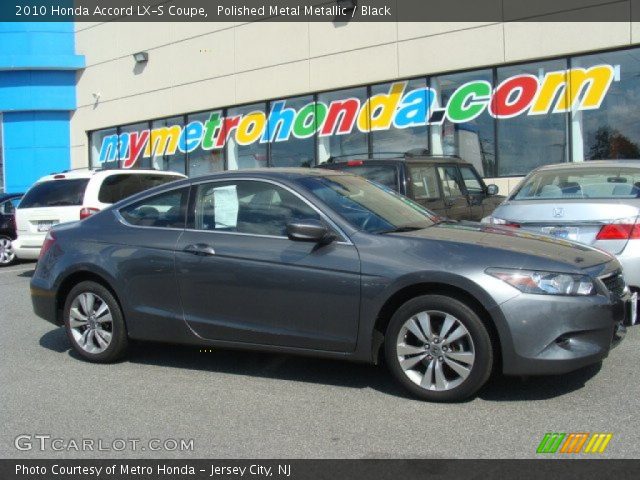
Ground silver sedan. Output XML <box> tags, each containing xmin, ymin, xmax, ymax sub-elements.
<box><xmin>484</xmin><ymin>160</ymin><xmax>640</xmax><ymax>306</ymax></box>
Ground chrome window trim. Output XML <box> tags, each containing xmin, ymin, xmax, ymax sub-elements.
<box><xmin>188</xmin><ymin>176</ymin><xmax>353</xmax><ymax>245</ymax></box>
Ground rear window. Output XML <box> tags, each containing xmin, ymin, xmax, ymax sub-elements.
<box><xmin>19</xmin><ymin>179</ymin><xmax>90</xmax><ymax>208</ymax></box>
<box><xmin>334</xmin><ymin>165</ymin><xmax>399</xmax><ymax>191</ymax></box>
<box><xmin>98</xmin><ymin>174</ymin><xmax>182</xmax><ymax>204</ymax></box>
<box><xmin>512</xmin><ymin>167</ymin><xmax>640</xmax><ymax>200</ymax></box>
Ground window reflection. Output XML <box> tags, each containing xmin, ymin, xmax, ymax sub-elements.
<box><xmin>187</xmin><ymin>111</ymin><xmax>224</xmax><ymax>177</ymax></box>
<box><xmin>572</xmin><ymin>49</ymin><xmax>640</xmax><ymax>161</ymax></box>
<box><xmin>317</xmin><ymin>87</ymin><xmax>369</xmax><ymax>163</ymax></box>
<box><xmin>431</xmin><ymin>70</ymin><xmax>495</xmax><ymax>176</ymax></box>
<box><xmin>370</xmin><ymin>78</ymin><xmax>428</xmax><ymax>158</ymax></box>
<box><xmin>496</xmin><ymin>60</ymin><xmax>569</xmax><ymax>176</ymax></box>
<box><xmin>269</xmin><ymin>96</ymin><xmax>316</xmax><ymax>167</ymax></box>
<box><xmin>150</xmin><ymin>117</ymin><xmax>186</xmax><ymax>174</ymax></box>
<box><xmin>227</xmin><ymin>103</ymin><xmax>267</xmax><ymax>170</ymax></box>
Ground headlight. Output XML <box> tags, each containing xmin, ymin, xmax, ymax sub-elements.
<box><xmin>486</xmin><ymin>268</ymin><xmax>595</xmax><ymax>296</ymax></box>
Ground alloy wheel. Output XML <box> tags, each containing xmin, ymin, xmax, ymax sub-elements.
<box><xmin>68</xmin><ymin>292</ymin><xmax>113</xmax><ymax>354</ymax></box>
<box><xmin>396</xmin><ymin>310</ymin><xmax>475</xmax><ymax>391</ymax></box>
<box><xmin>0</xmin><ymin>237</ymin><xmax>15</xmax><ymax>265</ymax></box>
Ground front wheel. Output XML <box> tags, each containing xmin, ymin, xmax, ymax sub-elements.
<box><xmin>385</xmin><ymin>294</ymin><xmax>493</xmax><ymax>402</ymax></box>
<box><xmin>63</xmin><ymin>281</ymin><xmax>128</xmax><ymax>362</ymax></box>
<box><xmin>0</xmin><ymin>235</ymin><xmax>16</xmax><ymax>266</ymax></box>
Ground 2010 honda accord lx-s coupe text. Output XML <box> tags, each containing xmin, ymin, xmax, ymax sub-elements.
<box><xmin>30</xmin><ymin>169</ymin><xmax>637</xmax><ymax>401</ymax></box>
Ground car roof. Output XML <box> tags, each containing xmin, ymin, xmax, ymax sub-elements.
<box><xmin>191</xmin><ymin>167</ymin><xmax>348</xmax><ymax>181</ymax></box>
<box><xmin>0</xmin><ymin>192</ymin><xmax>23</xmax><ymax>201</ymax></box>
<box><xmin>107</xmin><ymin>167</ymin><xmax>352</xmax><ymax>208</ymax></box>
<box><xmin>34</xmin><ymin>168</ymin><xmax>186</xmax><ymax>183</ymax></box>
<box><xmin>534</xmin><ymin>160</ymin><xmax>640</xmax><ymax>172</ymax></box>
<box><xmin>323</xmin><ymin>155</ymin><xmax>469</xmax><ymax>166</ymax></box>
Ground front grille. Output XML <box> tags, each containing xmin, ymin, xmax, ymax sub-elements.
<box><xmin>601</xmin><ymin>272</ymin><xmax>626</xmax><ymax>298</ymax></box>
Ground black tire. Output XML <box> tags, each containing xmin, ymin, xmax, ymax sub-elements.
<box><xmin>384</xmin><ymin>294</ymin><xmax>493</xmax><ymax>402</ymax></box>
<box><xmin>63</xmin><ymin>281</ymin><xmax>128</xmax><ymax>362</ymax></box>
<box><xmin>0</xmin><ymin>235</ymin><xmax>17</xmax><ymax>267</ymax></box>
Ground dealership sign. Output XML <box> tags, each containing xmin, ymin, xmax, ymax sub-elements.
<box><xmin>98</xmin><ymin>65</ymin><xmax>616</xmax><ymax>168</ymax></box>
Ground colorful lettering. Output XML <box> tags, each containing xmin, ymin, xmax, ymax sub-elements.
<box><xmin>97</xmin><ymin>65</ymin><xmax>619</xmax><ymax>167</ymax></box>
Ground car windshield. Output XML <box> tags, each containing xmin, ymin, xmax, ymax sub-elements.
<box><xmin>298</xmin><ymin>174</ymin><xmax>436</xmax><ymax>234</ymax></box>
<box><xmin>512</xmin><ymin>167</ymin><xmax>640</xmax><ymax>200</ymax></box>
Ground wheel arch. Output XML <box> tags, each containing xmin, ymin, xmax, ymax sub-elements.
<box><xmin>55</xmin><ymin>269</ymin><xmax>124</xmax><ymax>327</ymax></box>
<box><xmin>371</xmin><ymin>281</ymin><xmax>505</xmax><ymax>371</ymax></box>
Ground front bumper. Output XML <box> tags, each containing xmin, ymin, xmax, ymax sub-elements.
<box><xmin>499</xmin><ymin>290</ymin><xmax>633</xmax><ymax>376</ymax></box>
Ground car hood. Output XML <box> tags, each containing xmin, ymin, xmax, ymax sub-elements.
<box><xmin>394</xmin><ymin>221</ymin><xmax>614</xmax><ymax>270</ymax></box>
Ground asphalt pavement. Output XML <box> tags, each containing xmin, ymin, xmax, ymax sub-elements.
<box><xmin>1</xmin><ymin>263</ymin><xmax>638</xmax><ymax>459</ymax></box>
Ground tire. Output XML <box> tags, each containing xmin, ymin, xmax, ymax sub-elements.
<box><xmin>0</xmin><ymin>235</ymin><xmax>16</xmax><ymax>267</ymax></box>
<box><xmin>384</xmin><ymin>294</ymin><xmax>493</xmax><ymax>402</ymax></box>
<box><xmin>63</xmin><ymin>281</ymin><xmax>128</xmax><ymax>362</ymax></box>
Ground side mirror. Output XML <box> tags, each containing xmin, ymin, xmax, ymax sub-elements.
<box><xmin>286</xmin><ymin>219</ymin><xmax>335</xmax><ymax>244</ymax></box>
<box><xmin>486</xmin><ymin>184</ymin><xmax>499</xmax><ymax>196</ymax></box>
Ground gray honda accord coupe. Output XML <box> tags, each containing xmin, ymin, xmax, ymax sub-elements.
<box><xmin>30</xmin><ymin>169</ymin><xmax>636</xmax><ymax>401</ymax></box>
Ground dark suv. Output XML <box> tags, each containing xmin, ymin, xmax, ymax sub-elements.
<box><xmin>0</xmin><ymin>192</ymin><xmax>23</xmax><ymax>266</ymax></box>
<box><xmin>319</xmin><ymin>155</ymin><xmax>504</xmax><ymax>221</ymax></box>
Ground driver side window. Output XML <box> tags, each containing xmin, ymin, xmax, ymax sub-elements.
<box><xmin>194</xmin><ymin>180</ymin><xmax>321</xmax><ymax>237</ymax></box>
<box><xmin>119</xmin><ymin>188</ymin><xmax>189</xmax><ymax>228</ymax></box>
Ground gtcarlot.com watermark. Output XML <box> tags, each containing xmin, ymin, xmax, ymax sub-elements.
<box><xmin>14</xmin><ymin>434</ymin><xmax>194</xmax><ymax>452</ymax></box>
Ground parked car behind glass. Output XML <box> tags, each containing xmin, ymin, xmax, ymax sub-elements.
<box><xmin>318</xmin><ymin>154</ymin><xmax>504</xmax><ymax>221</ymax></box>
<box><xmin>31</xmin><ymin>169</ymin><xmax>636</xmax><ymax>401</ymax></box>
<box><xmin>13</xmin><ymin>169</ymin><xmax>185</xmax><ymax>261</ymax></box>
<box><xmin>0</xmin><ymin>193</ymin><xmax>23</xmax><ymax>266</ymax></box>
<box><xmin>483</xmin><ymin>161</ymin><xmax>640</xmax><ymax>304</ymax></box>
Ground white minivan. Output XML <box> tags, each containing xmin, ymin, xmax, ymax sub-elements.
<box><xmin>13</xmin><ymin>169</ymin><xmax>186</xmax><ymax>260</ymax></box>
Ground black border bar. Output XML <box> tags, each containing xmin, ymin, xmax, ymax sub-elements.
<box><xmin>3</xmin><ymin>459</ymin><xmax>640</xmax><ymax>480</ymax></box>
<box><xmin>3</xmin><ymin>0</ymin><xmax>640</xmax><ymax>22</ymax></box>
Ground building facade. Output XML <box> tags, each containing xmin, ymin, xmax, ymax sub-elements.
<box><xmin>0</xmin><ymin>22</ymin><xmax>84</xmax><ymax>193</ymax></box>
<box><xmin>4</xmin><ymin>17</ymin><xmax>640</xmax><ymax>194</ymax></box>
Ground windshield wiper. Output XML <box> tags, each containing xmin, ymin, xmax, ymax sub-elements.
<box><xmin>379</xmin><ymin>226</ymin><xmax>425</xmax><ymax>234</ymax></box>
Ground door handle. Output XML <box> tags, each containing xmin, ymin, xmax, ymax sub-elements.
<box><xmin>183</xmin><ymin>244</ymin><xmax>216</xmax><ymax>256</ymax></box>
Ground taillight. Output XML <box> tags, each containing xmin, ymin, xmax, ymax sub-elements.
<box><xmin>596</xmin><ymin>217</ymin><xmax>640</xmax><ymax>240</ymax></box>
<box><xmin>347</xmin><ymin>160</ymin><xmax>364</xmax><ymax>166</ymax></box>
<box><xmin>39</xmin><ymin>231</ymin><xmax>56</xmax><ymax>259</ymax></box>
<box><xmin>504</xmin><ymin>222</ymin><xmax>521</xmax><ymax>228</ymax></box>
<box><xmin>80</xmin><ymin>207</ymin><xmax>100</xmax><ymax>220</ymax></box>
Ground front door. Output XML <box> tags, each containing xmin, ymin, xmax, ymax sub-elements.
<box><xmin>458</xmin><ymin>165</ymin><xmax>487</xmax><ymax>221</ymax></box>
<box><xmin>406</xmin><ymin>164</ymin><xmax>446</xmax><ymax>216</ymax></box>
<box><xmin>437</xmin><ymin>165</ymin><xmax>471</xmax><ymax>220</ymax></box>
<box><xmin>175</xmin><ymin>179</ymin><xmax>361</xmax><ymax>352</ymax></box>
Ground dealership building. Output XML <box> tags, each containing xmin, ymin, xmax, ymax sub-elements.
<box><xmin>1</xmin><ymin>16</ymin><xmax>640</xmax><ymax>194</ymax></box>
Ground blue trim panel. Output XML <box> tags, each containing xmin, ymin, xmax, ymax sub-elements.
<box><xmin>0</xmin><ymin>70</ymin><xmax>78</xmax><ymax>111</ymax></box>
<box><xmin>0</xmin><ymin>21</ymin><xmax>82</xmax><ymax>192</ymax></box>
<box><xmin>3</xmin><ymin>111</ymin><xmax>71</xmax><ymax>193</ymax></box>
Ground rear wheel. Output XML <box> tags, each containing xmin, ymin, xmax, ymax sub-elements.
<box><xmin>385</xmin><ymin>294</ymin><xmax>493</xmax><ymax>402</ymax></box>
<box><xmin>0</xmin><ymin>235</ymin><xmax>16</xmax><ymax>266</ymax></box>
<box><xmin>63</xmin><ymin>281</ymin><xmax>128</xmax><ymax>362</ymax></box>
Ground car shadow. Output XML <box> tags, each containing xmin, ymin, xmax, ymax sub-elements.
<box><xmin>18</xmin><ymin>269</ymin><xmax>34</xmax><ymax>278</ymax></box>
<box><xmin>477</xmin><ymin>362</ymin><xmax>602</xmax><ymax>401</ymax></box>
<box><xmin>39</xmin><ymin>327</ymin><xmax>602</xmax><ymax>402</ymax></box>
